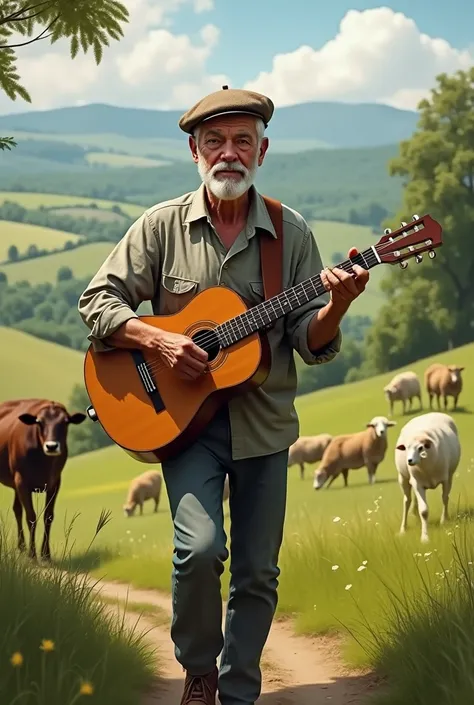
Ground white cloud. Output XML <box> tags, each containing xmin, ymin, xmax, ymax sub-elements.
<box><xmin>243</xmin><ymin>7</ymin><xmax>474</xmax><ymax>111</ymax></box>
<box><xmin>0</xmin><ymin>5</ymin><xmax>472</xmax><ymax>116</ymax></box>
<box><xmin>0</xmin><ymin>0</ymin><xmax>222</xmax><ymax>114</ymax></box>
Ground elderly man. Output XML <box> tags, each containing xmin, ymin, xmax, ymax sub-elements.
<box><xmin>78</xmin><ymin>86</ymin><xmax>369</xmax><ymax>704</ymax></box>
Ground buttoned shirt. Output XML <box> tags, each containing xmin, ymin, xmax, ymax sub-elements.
<box><xmin>77</xmin><ymin>183</ymin><xmax>341</xmax><ymax>460</ymax></box>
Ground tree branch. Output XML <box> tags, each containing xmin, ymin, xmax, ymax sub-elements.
<box><xmin>0</xmin><ymin>13</ymin><xmax>58</xmax><ymax>48</ymax></box>
<box><xmin>0</xmin><ymin>1</ymin><xmax>52</xmax><ymax>25</ymax></box>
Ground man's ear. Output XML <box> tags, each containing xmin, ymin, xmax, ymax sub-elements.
<box><xmin>189</xmin><ymin>135</ymin><xmax>199</xmax><ymax>163</ymax></box>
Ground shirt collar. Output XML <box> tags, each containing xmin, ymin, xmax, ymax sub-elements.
<box><xmin>184</xmin><ymin>182</ymin><xmax>277</xmax><ymax>239</ymax></box>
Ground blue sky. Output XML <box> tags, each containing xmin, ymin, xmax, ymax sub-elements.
<box><xmin>176</xmin><ymin>0</ymin><xmax>474</xmax><ymax>86</ymax></box>
<box><xmin>1</xmin><ymin>0</ymin><xmax>472</xmax><ymax>114</ymax></box>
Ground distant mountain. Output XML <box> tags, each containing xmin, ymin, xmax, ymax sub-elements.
<box><xmin>0</xmin><ymin>100</ymin><xmax>419</xmax><ymax>149</ymax></box>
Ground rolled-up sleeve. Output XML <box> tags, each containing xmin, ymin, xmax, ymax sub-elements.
<box><xmin>77</xmin><ymin>211</ymin><xmax>160</xmax><ymax>352</ymax></box>
<box><xmin>285</xmin><ymin>223</ymin><xmax>342</xmax><ymax>366</ymax></box>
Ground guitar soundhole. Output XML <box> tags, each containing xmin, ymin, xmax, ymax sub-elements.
<box><xmin>191</xmin><ymin>328</ymin><xmax>221</xmax><ymax>362</ymax></box>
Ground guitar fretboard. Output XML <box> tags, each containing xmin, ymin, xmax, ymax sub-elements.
<box><xmin>216</xmin><ymin>247</ymin><xmax>380</xmax><ymax>347</ymax></box>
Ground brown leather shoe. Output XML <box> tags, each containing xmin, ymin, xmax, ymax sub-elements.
<box><xmin>180</xmin><ymin>667</ymin><xmax>218</xmax><ymax>704</ymax></box>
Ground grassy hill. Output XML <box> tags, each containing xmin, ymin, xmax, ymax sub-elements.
<box><xmin>49</xmin><ymin>206</ymin><xmax>128</xmax><ymax>223</ymax></box>
<box><xmin>0</xmin><ymin>191</ymin><xmax>144</xmax><ymax>218</ymax></box>
<box><xmin>312</xmin><ymin>219</ymin><xmax>386</xmax><ymax>318</ymax></box>
<box><xmin>1</xmin><ymin>242</ymin><xmax>114</xmax><ymax>284</ymax></box>
<box><xmin>0</xmin><ymin>101</ymin><xmax>419</xmax><ymax>149</ymax></box>
<box><xmin>0</xmin><ymin>220</ymin><xmax>80</xmax><ymax>261</ymax></box>
<box><xmin>85</xmin><ymin>152</ymin><xmax>171</xmax><ymax>168</ymax></box>
<box><xmin>0</xmin><ymin>327</ymin><xmax>83</xmax><ymax>404</ymax></box>
<box><xmin>0</xmin><ymin>144</ymin><xmax>403</xmax><ymax>225</ymax></box>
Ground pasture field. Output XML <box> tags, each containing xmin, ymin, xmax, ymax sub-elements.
<box><xmin>2</xmin><ymin>242</ymin><xmax>115</xmax><ymax>284</ymax></box>
<box><xmin>49</xmin><ymin>206</ymin><xmax>128</xmax><ymax>223</ymax></box>
<box><xmin>0</xmin><ymin>220</ymin><xmax>80</xmax><ymax>261</ymax></box>
<box><xmin>311</xmin><ymin>219</ymin><xmax>385</xmax><ymax>318</ymax></box>
<box><xmin>0</xmin><ymin>327</ymin><xmax>83</xmax><ymax>404</ymax></box>
<box><xmin>1</xmin><ymin>342</ymin><xmax>472</xmax><ymax>670</ymax></box>
<box><xmin>0</xmin><ymin>191</ymin><xmax>144</xmax><ymax>218</ymax></box>
<box><xmin>86</xmin><ymin>152</ymin><xmax>171</xmax><ymax>168</ymax></box>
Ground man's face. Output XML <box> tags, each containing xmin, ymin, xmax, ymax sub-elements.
<box><xmin>189</xmin><ymin>114</ymin><xmax>269</xmax><ymax>200</ymax></box>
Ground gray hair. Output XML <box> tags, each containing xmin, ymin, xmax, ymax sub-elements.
<box><xmin>193</xmin><ymin>115</ymin><xmax>265</xmax><ymax>146</ymax></box>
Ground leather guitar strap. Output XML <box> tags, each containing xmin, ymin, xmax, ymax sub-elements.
<box><xmin>260</xmin><ymin>195</ymin><xmax>283</xmax><ymax>300</ymax></box>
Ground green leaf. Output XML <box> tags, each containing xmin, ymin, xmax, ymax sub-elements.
<box><xmin>0</xmin><ymin>136</ymin><xmax>17</xmax><ymax>151</ymax></box>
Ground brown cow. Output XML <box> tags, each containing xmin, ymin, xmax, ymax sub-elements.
<box><xmin>0</xmin><ymin>398</ymin><xmax>86</xmax><ymax>561</ymax></box>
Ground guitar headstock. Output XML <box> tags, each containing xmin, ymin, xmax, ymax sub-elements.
<box><xmin>375</xmin><ymin>214</ymin><xmax>443</xmax><ymax>268</ymax></box>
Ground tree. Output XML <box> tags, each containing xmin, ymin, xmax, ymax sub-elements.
<box><xmin>57</xmin><ymin>265</ymin><xmax>73</xmax><ymax>282</ymax></box>
<box><xmin>7</xmin><ymin>243</ymin><xmax>18</xmax><ymax>261</ymax></box>
<box><xmin>0</xmin><ymin>1</ymin><xmax>129</xmax><ymax>149</ymax></box>
<box><xmin>364</xmin><ymin>67</ymin><xmax>474</xmax><ymax>371</ymax></box>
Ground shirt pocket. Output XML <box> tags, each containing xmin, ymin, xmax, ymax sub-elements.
<box><xmin>159</xmin><ymin>273</ymin><xmax>199</xmax><ymax>315</ymax></box>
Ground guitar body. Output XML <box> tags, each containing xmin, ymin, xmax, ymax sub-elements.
<box><xmin>83</xmin><ymin>286</ymin><xmax>271</xmax><ymax>463</ymax></box>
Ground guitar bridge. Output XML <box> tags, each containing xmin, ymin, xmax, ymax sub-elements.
<box><xmin>130</xmin><ymin>350</ymin><xmax>165</xmax><ymax>414</ymax></box>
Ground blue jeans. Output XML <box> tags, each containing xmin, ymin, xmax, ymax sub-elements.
<box><xmin>161</xmin><ymin>405</ymin><xmax>288</xmax><ymax>704</ymax></box>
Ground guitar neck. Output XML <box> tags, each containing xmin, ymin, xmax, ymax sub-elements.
<box><xmin>216</xmin><ymin>245</ymin><xmax>381</xmax><ymax>347</ymax></box>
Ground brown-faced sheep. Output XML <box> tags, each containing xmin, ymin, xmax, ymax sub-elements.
<box><xmin>425</xmin><ymin>363</ymin><xmax>465</xmax><ymax>411</ymax></box>
<box><xmin>123</xmin><ymin>470</ymin><xmax>162</xmax><ymax>517</ymax></box>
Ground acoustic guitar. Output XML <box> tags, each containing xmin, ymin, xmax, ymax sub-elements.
<box><xmin>83</xmin><ymin>214</ymin><xmax>443</xmax><ymax>463</ymax></box>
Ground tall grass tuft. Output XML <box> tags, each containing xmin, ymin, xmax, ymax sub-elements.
<box><xmin>0</xmin><ymin>515</ymin><xmax>156</xmax><ymax>705</ymax></box>
<box><xmin>360</xmin><ymin>527</ymin><xmax>474</xmax><ymax>705</ymax></box>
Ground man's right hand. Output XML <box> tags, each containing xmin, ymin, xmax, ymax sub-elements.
<box><xmin>152</xmin><ymin>330</ymin><xmax>209</xmax><ymax>381</ymax></box>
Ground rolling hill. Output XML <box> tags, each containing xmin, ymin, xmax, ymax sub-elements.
<box><xmin>0</xmin><ymin>191</ymin><xmax>144</xmax><ymax>218</ymax></box>
<box><xmin>0</xmin><ymin>221</ymin><xmax>80</xmax><ymax>262</ymax></box>
<box><xmin>0</xmin><ymin>101</ymin><xmax>419</xmax><ymax>149</ymax></box>
<box><xmin>1</xmin><ymin>242</ymin><xmax>114</xmax><ymax>284</ymax></box>
<box><xmin>0</xmin><ymin>327</ymin><xmax>84</xmax><ymax>404</ymax></box>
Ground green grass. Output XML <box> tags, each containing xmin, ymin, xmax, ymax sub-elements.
<box><xmin>0</xmin><ymin>526</ymin><xmax>155</xmax><ymax>705</ymax></box>
<box><xmin>0</xmin><ymin>192</ymin><xmax>144</xmax><ymax>218</ymax></box>
<box><xmin>0</xmin><ymin>327</ymin><xmax>84</xmax><ymax>404</ymax></box>
<box><xmin>311</xmin><ymin>219</ymin><xmax>385</xmax><ymax>318</ymax></box>
<box><xmin>0</xmin><ymin>220</ymin><xmax>81</xmax><ymax>261</ymax></box>
<box><xmin>86</xmin><ymin>152</ymin><xmax>171</xmax><ymax>168</ymax></box>
<box><xmin>2</xmin><ymin>242</ymin><xmax>114</xmax><ymax>284</ymax></box>
<box><xmin>49</xmin><ymin>207</ymin><xmax>128</xmax><ymax>223</ymax></box>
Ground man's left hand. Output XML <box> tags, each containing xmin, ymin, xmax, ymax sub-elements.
<box><xmin>320</xmin><ymin>247</ymin><xmax>369</xmax><ymax>311</ymax></box>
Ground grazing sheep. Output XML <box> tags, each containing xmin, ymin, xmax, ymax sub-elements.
<box><xmin>288</xmin><ymin>433</ymin><xmax>333</xmax><ymax>480</ymax></box>
<box><xmin>123</xmin><ymin>470</ymin><xmax>162</xmax><ymax>517</ymax></box>
<box><xmin>383</xmin><ymin>371</ymin><xmax>422</xmax><ymax>416</ymax></box>
<box><xmin>425</xmin><ymin>363</ymin><xmax>465</xmax><ymax>411</ymax></box>
<box><xmin>313</xmin><ymin>416</ymin><xmax>396</xmax><ymax>490</ymax></box>
<box><xmin>395</xmin><ymin>412</ymin><xmax>461</xmax><ymax>543</ymax></box>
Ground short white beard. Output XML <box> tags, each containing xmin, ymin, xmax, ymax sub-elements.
<box><xmin>197</xmin><ymin>153</ymin><xmax>259</xmax><ymax>200</ymax></box>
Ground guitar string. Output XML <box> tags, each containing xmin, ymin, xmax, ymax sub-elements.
<box><xmin>138</xmin><ymin>234</ymin><xmax>430</xmax><ymax>378</ymax></box>
<box><xmin>121</xmin><ymin>231</ymin><xmax>431</xmax><ymax>379</ymax></box>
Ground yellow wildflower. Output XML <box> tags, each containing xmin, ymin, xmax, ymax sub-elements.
<box><xmin>10</xmin><ymin>652</ymin><xmax>23</xmax><ymax>667</ymax></box>
<box><xmin>40</xmin><ymin>639</ymin><xmax>55</xmax><ymax>652</ymax></box>
<box><xmin>79</xmin><ymin>681</ymin><xmax>94</xmax><ymax>696</ymax></box>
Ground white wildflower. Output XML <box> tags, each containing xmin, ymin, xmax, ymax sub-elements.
<box><xmin>345</xmin><ymin>584</ymin><xmax>352</xmax><ymax>591</ymax></box>
<box><xmin>333</xmin><ymin>516</ymin><xmax>341</xmax><ymax>523</ymax></box>
<box><xmin>332</xmin><ymin>565</ymin><xmax>339</xmax><ymax>571</ymax></box>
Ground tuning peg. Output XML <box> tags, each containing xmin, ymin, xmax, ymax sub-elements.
<box><xmin>384</xmin><ymin>228</ymin><xmax>391</xmax><ymax>235</ymax></box>
<box><xmin>428</xmin><ymin>250</ymin><xmax>436</xmax><ymax>259</ymax></box>
<box><xmin>412</xmin><ymin>214</ymin><xmax>420</xmax><ymax>220</ymax></box>
<box><xmin>400</xmin><ymin>260</ymin><xmax>408</xmax><ymax>269</ymax></box>
<box><xmin>415</xmin><ymin>254</ymin><xmax>423</xmax><ymax>263</ymax></box>
<box><xmin>401</xmin><ymin>221</ymin><xmax>407</xmax><ymax>227</ymax></box>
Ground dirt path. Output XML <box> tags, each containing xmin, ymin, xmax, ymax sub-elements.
<box><xmin>92</xmin><ymin>579</ymin><xmax>379</xmax><ymax>705</ymax></box>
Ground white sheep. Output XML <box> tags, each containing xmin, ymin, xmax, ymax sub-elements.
<box><xmin>288</xmin><ymin>433</ymin><xmax>333</xmax><ymax>480</ymax></box>
<box><xmin>383</xmin><ymin>371</ymin><xmax>422</xmax><ymax>416</ymax></box>
<box><xmin>123</xmin><ymin>470</ymin><xmax>162</xmax><ymax>517</ymax></box>
<box><xmin>313</xmin><ymin>416</ymin><xmax>396</xmax><ymax>489</ymax></box>
<box><xmin>395</xmin><ymin>412</ymin><xmax>461</xmax><ymax>543</ymax></box>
